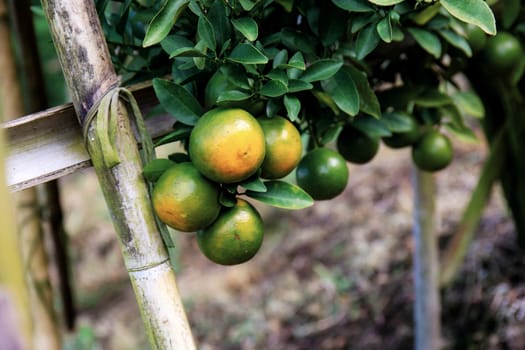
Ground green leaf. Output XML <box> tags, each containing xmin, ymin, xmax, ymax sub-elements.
<box><xmin>219</xmin><ymin>64</ymin><xmax>250</xmax><ymax>89</ymax></box>
<box><xmin>300</xmin><ymin>59</ymin><xmax>343</xmax><ymax>83</ymax></box>
<box><xmin>260</xmin><ymin>80</ymin><xmax>288</xmax><ymax>97</ymax></box>
<box><xmin>143</xmin><ymin>0</ymin><xmax>189</xmax><ymax>47</ymax></box>
<box><xmin>353</xmin><ymin>115</ymin><xmax>391</xmax><ymax>137</ymax></box>
<box><xmin>153</xmin><ymin>78</ymin><xmax>203</xmax><ymax>125</ymax></box>
<box><xmin>160</xmin><ymin>34</ymin><xmax>193</xmax><ymax>55</ymax></box>
<box><xmin>332</xmin><ymin>0</ymin><xmax>375</xmax><ymax>12</ymax></box>
<box><xmin>280</xmin><ymin>28</ymin><xmax>318</xmax><ymax>55</ymax></box>
<box><xmin>169</xmin><ymin>47</ymin><xmax>208</xmax><ymax>58</ymax></box>
<box><xmin>451</xmin><ymin>91</ymin><xmax>485</xmax><ymax>118</ymax></box>
<box><xmin>266</xmin><ymin>70</ymin><xmax>288</xmax><ymax>85</ymax></box>
<box><xmin>376</xmin><ymin>16</ymin><xmax>393</xmax><ymax>43</ymax></box>
<box><xmin>312</xmin><ymin>91</ymin><xmax>340</xmax><ymax>115</ymax></box>
<box><xmin>197</xmin><ymin>15</ymin><xmax>216</xmax><ymax>51</ymax></box>
<box><xmin>154</xmin><ymin>125</ymin><xmax>193</xmax><ymax>146</ymax></box>
<box><xmin>445</xmin><ymin>122</ymin><xmax>478</xmax><ymax>143</ymax></box>
<box><xmin>272</xmin><ymin>49</ymin><xmax>288</xmax><ymax>68</ymax></box>
<box><xmin>238</xmin><ymin>0</ymin><xmax>256</xmax><ymax>11</ymax></box>
<box><xmin>288</xmin><ymin>79</ymin><xmax>314</xmax><ymax>93</ymax></box>
<box><xmin>439</xmin><ymin>29</ymin><xmax>472</xmax><ymax>57</ymax></box>
<box><xmin>240</xmin><ymin>176</ymin><xmax>267</xmax><ymax>192</ymax></box>
<box><xmin>407</xmin><ymin>27</ymin><xmax>442</xmax><ymax>58</ymax></box>
<box><xmin>231</xmin><ymin>17</ymin><xmax>259</xmax><ymax>41</ymax></box>
<box><xmin>502</xmin><ymin>0</ymin><xmax>520</xmax><ymax>29</ymax></box>
<box><xmin>321</xmin><ymin>68</ymin><xmax>360</xmax><ymax>117</ymax></box>
<box><xmin>217</xmin><ymin>90</ymin><xmax>252</xmax><ymax>103</ymax></box>
<box><xmin>284</xmin><ymin>95</ymin><xmax>301</xmax><ymax>121</ymax></box>
<box><xmin>192</xmin><ymin>40</ymin><xmax>207</xmax><ymax>70</ymax></box>
<box><xmin>413</xmin><ymin>89</ymin><xmax>452</xmax><ymax>107</ymax></box>
<box><xmin>355</xmin><ymin>23</ymin><xmax>381</xmax><ymax>60</ymax></box>
<box><xmin>345</xmin><ymin>65</ymin><xmax>381</xmax><ymax>118</ymax></box>
<box><xmin>368</xmin><ymin>0</ymin><xmax>404</xmax><ymax>5</ymax></box>
<box><xmin>276</xmin><ymin>0</ymin><xmax>293</xmax><ymax>12</ymax></box>
<box><xmin>227</xmin><ymin>43</ymin><xmax>269</xmax><ymax>64</ymax></box>
<box><xmin>288</xmin><ymin>52</ymin><xmax>306</xmax><ymax>70</ymax></box>
<box><xmin>208</xmin><ymin>0</ymin><xmax>232</xmax><ymax>48</ymax></box>
<box><xmin>318</xmin><ymin>2</ymin><xmax>347</xmax><ymax>46</ymax></box>
<box><xmin>440</xmin><ymin>0</ymin><xmax>496</xmax><ymax>35</ymax></box>
<box><xmin>142</xmin><ymin>159</ymin><xmax>176</xmax><ymax>182</ymax></box>
<box><xmin>381</xmin><ymin>111</ymin><xmax>416</xmax><ymax>132</ymax></box>
<box><xmin>246</xmin><ymin>181</ymin><xmax>314</xmax><ymax>210</ymax></box>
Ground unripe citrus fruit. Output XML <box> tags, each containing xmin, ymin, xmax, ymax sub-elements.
<box><xmin>485</xmin><ymin>32</ymin><xmax>523</xmax><ymax>72</ymax></box>
<box><xmin>296</xmin><ymin>148</ymin><xmax>349</xmax><ymax>200</ymax></box>
<box><xmin>464</xmin><ymin>23</ymin><xmax>487</xmax><ymax>54</ymax></box>
<box><xmin>152</xmin><ymin>162</ymin><xmax>221</xmax><ymax>232</ymax></box>
<box><xmin>412</xmin><ymin>130</ymin><xmax>453</xmax><ymax>172</ymax></box>
<box><xmin>257</xmin><ymin>116</ymin><xmax>302</xmax><ymax>179</ymax></box>
<box><xmin>189</xmin><ymin>108</ymin><xmax>266</xmax><ymax>183</ymax></box>
<box><xmin>336</xmin><ymin>125</ymin><xmax>379</xmax><ymax>164</ymax></box>
<box><xmin>196</xmin><ymin>199</ymin><xmax>264</xmax><ymax>265</ymax></box>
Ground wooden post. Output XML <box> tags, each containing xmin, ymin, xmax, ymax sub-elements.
<box><xmin>0</xmin><ymin>0</ymin><xmax>35</xmax><ymax>348</ymax></box>
<box><xmin>11</xmin><ymin>0</ymin><xmax>76</xmax><ymax>330</ymax></box>
<box><xmin>40</xmin><ymin>0</ymin><xmax>196</xmax><ymax>348</ymax></box>
<box><xmin>412</xmin><ymin>167</ymin><xmax>441</xmax><ymax>350</ymax></box>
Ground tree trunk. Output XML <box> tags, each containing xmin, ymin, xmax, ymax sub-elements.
<box><xmin>412</xmin><ymin>167</ymin><xmax>441</xmax><ymax>350</ymax></box>
<box><xmin>40</xmin><ymin>1</ymin><xmax>196</xmax><ymax>348</ymax></box>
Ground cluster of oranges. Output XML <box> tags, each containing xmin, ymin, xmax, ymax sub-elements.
<box><xmin>151</xmin><ymin>108</ymin><xmax>303</xmax><ymax>265</ymax></box>
<box><xmin>150</xmin><ymin>106</ymin><xmax>454</xmax><ymax>266</ymax></box>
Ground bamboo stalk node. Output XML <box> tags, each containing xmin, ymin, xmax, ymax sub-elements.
<box><xmin>127</xmin><ymin>257</ymin><xmax>170</xmax><ymax>273</ymax></box>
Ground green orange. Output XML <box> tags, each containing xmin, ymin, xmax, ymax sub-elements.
<box><xmin>296</xmin><ymin>148</ymin><xmax>349</xmax><ymax>200</ymax></box>
<box><xmin>196</xmin><ymin>199</ymin><xmax>264</xmax><ymax>265</ymax></box>
<box><xmin>152</xmin><ymin>162</ymin><xmax>221</xmax><ymax>232</ymax></box>
<box><xmin>336</xmin><ymin>125</ymin><xmax>379</xmax><ymax>164</ymax></box>
<box><xmin>412</xmin><ymin>130</ymin><xmax>453</xmax><ymax>172</ymax></box>
<box><xmin>485</xmin><ymin>32</ymin><xmax>523</xmax><ymax>72</ymax></box>
<box><xmin>189</xmin><ymin>108</ymin><xmax>266</xmax><ymax>183</ymax></box>
<box><xmin>257</xmin><ymin>116</ymin><xmax>303</xmax><ymax>179</ymax></box>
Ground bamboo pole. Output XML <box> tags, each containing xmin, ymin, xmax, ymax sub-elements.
<box><xmin>40</xmin><ymin>1</ymin><xmax>196</xmax><ymax>348</ymax></box>
<box><xmin>11</xmin><ymin>0</ymin><xmax>75</xmax><ymax>330</ymax></box>
<box><xmin>0</xmin><ymin>0</ymin><xmax>34</xmax><ymax>348</ymax></box>
<box><xmin>2</xmin><ymin>1</ymin><xmax>62</xmax><ymax>348</ymax></box>
<box><xmin>412</xmin><ymin>167</ymin><xmax>441</xmax><ymax>350</ymax></box>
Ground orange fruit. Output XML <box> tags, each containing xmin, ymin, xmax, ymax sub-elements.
<box><xmin>196</xmin><ymin>199</ymin><xmax>264</xmax><ymax>265</ymax></box>
<box><xmin>336</xmin><ymin>125</ymin><xmax>379</xmax><ymax>164</ymax></box>
<box><xmin>485</xmin><ymin>32</ymin><xmax>523</xmax><ymax>72</ymax></box>
<box><xmin>189</xmin><ymin>108</ymin><xmax>266</xmax><ymax>183</ymax></box>
<box><xmin>152</xmin><ymin>162</ymin><xmax>221</xmax><ymax>232</ymax></box>
<box><xmin>412</xmin><ymin>130</ymin><xmax>453</xmax><ymax>172</ymax></box>
<box><xmin>257</xmin><ymin>116</ymin><xmax>302</xmax><ymax>179</ymax></box>
<box><xmin>296</xmin><ymin>148</ymin><xmax>349</xmax><ymax>200</ymax></box>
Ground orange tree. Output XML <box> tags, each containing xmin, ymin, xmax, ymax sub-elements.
<box><xmin>95</xmin><ymin>0</ymin><xmax>510</xmax><ymax>262</ymax></box>
<box><xmin>95</xmin><ymin>0</ymin><xmax>520</xmax><ymax>346</ymax></box>
<box><xmin>88</xmin><ymin>0</ymin><xmax>525</xmax><ymax>345</ymax></box>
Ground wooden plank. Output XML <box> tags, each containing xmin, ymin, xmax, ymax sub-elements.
<box><xmin>2</xmin><ymin>83</ymin><xmax>174</xmax><ymax>191</ymax></box>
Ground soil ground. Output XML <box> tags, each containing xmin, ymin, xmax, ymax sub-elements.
<box><xmin>56</xmin><ymin>134</ymin><xmax>525</xmax><ymax>350</ymax></box>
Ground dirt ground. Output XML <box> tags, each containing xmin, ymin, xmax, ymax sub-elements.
<box><xmin>56</xmin><ymin>133</ymin><xmax>525</xmax><ymax>350</ymax></box>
